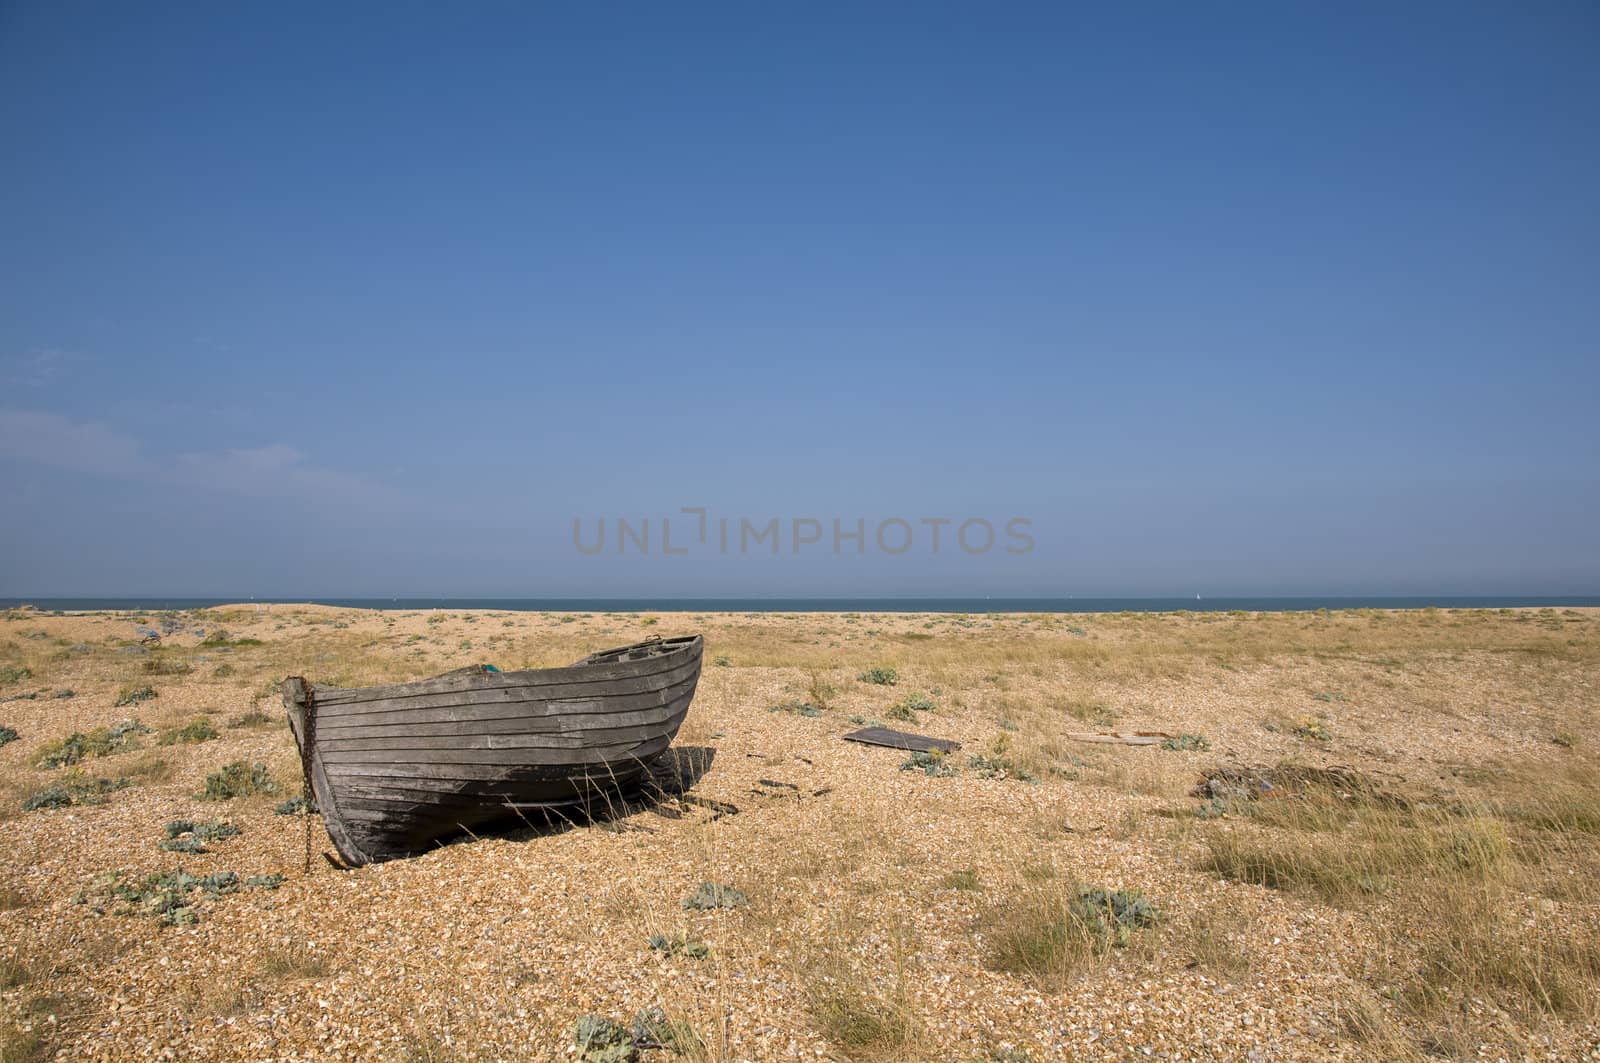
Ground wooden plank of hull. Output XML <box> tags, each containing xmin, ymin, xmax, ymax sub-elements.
<box><xmin>312</xmin><ymin>704</ymin><xmax>687</xmax><ymax>741</ymax></box>
<box><xmin>315</xmin><ymin>703</ymin><xmax>691</xmax><ymax>753</ymax></box>
<box><xmin>310</xmin><ymin>675</ymin><xmax>697</xmax><ymax>732</ymax></box>
<box><xmin>288</xmin><ymin>635</ymin><xmax>702</xmax><ymax>865</ymax></box>
<box><xmin>311</xmin><ymin>663</ymin><xmax>701</xmax><ymax>720</ymax></box>
<box><xmin>317</xmin><ymin>727</ymin><xmax>684</xmax><ymax>755</ymax></box>
<box><xmin>322</xmin><ymin>753</ymin><xmax>666</xmax><ymax>781</ymax></box>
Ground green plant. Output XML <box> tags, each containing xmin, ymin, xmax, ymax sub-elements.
<box><xmin>647</xmin><ymin>932</ymin><xmax>709</xmax><ymax>959</ymax></box>
<box><xmin>858</xmin><ymin>666</ymin><xmax>899</xmax><ymax>686</ymax></box>
<box><xmin>74</xmin><ymin>867</ymin><xmax>276</xmax><ymax>926</ymax></box>
<box><xmin>900</xmin><ymin>749</ymin><xmax>958</xmax><ymax>777</ymax></box>
<box><xmin>1070</xmin><ymin>887</ymin><xmax>1160</xmax><ymax>945</ymax></box>
<box><xmin>1160</xmin><ymin>733</ymin><xmax>1209</xmax><ymax>751</ymax></box>
<box><xmin>683</xmin><ymin>882</ymin><xmax>747</xmax><ymax>910</ymax></box>
<box><xmin>113</xmin><ymin>684</ymin><xmax>157</xmax><ymax>707</ymax></box>
<box><xmin>1292</xmin><ymin>716</ymin><xmax>1332</xmax><ymax>742</ymax></box>
<box><xmin>158</xmin><ymin>717</ymin><xmax>219</xmax><ymax>745</ymax></box>
<box><xmin>768</xmin><ymin>699</ymin><xmax>822</xmax><ymax>718</ymax></box>
<box><xmin>21</xmin><ymin>772</ymin><xmax>130</xmax><ymax>811</ymax></box>
<box><xmin>200</xmin><ymin>629</ymin><xmax>262</xmax><ymax>648</ymax></box>
<box><xmin>891</xmin><ymin>692</ymin><xmax>935</xmax><ymax>714</ymax></box>
<box><xmin>160</xmin><ymin>819</ymin><xmax>239</xmax><ymax>853</ymax></box>
<box><xmin>966</xmin><ymin>751</ymin><xmax>1038</xmax><ymax>783</ymax></box>
<box><xmin>29</xmin><ymin>719</ymin><xmax>150</xmax><ymax>768</ymax></box>
<box><xmin>0</xmin><ymin>726</ymin><xmax>17</xmax><ymax>748</ymax></box>
<box><xmin>197</xmin><ymin>761</ymin><xmax>281</xmax><ymax>801</ymax></box>
<box><xmin>572</xmin><ymin>1015</ymin><xmax>635</xmax><ymax>1063</ymax></box>
<box><xmin>985</xmin><ymin>882</ymin><xmax>1160</xmax><ymax>987</ymax></box>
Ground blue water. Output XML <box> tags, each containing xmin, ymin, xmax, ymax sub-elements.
<box><xmin>3</xmin><ymin>596</ymin><xmax>1597</xmax><ymax>614</ymax></box>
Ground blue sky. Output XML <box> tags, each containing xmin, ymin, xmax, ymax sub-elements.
<box><xmin>2</xmin><ymin>2</ymin><xmax>1596</xmax><ymax>597</ymax></box>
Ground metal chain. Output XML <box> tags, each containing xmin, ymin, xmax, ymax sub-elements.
<box><xmin>299</xmin><ymin>680</ymin><xmax>316</xmax><ymax>876</ymax></box>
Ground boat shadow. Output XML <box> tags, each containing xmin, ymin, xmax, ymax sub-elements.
<box><xmin>464</xmin><ymin>745</ymin><xmax>726</xmax><ymax>846</ymax></box>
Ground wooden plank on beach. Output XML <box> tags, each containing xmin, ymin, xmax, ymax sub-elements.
<box><xmin>842</xmin><ymin>727</ymin><xmax>961</xmax><ymax>753</ymax></box>
<box><xmin>1063</xmin><ymin>730</ymin><xmax>1175</xmax><ymax>746</ymax></box>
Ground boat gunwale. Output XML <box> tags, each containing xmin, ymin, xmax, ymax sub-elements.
<box><xmin>301</xmin><ymin>635</ymin><xmax>703</xmax><ymax>706</ymax></box>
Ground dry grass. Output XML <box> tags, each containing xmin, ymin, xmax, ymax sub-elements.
<box><xmin>799</xmin><ymin>913</ymin><xmax>926</xmax><ymax>1060</ymax></box>
<box><xmin>178</xmin><ymin>940</ymin><xmax>335</xmax><ymax>1018</ymax></box>
<box><xmin>1193</xmin><ymin>749</ymin><xmax>1600</xmax><ymax>1052</ymax></box>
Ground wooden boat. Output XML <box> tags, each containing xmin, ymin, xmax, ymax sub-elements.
<box><xmin>281</xmin><ymin>634</ymin><xmax>703</xmax><ymax>865</ymax></box>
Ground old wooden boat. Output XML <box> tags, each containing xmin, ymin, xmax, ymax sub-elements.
<box><xmin>281</xmin><ymin>634</ymin><xmax>703</xmax><ymax>865</ymax></box>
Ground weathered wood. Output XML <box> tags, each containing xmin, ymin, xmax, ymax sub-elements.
<box><xmin>1063</xmin><ymin>730</ymin><xmax>1175</xmax><ymax>746</ymax></box>
<box><xmin>283</xmin><ymin>635</ymin><xmax>702</xmax><ymax>865</ymax></box>
<box><xmin>841</xmin><ymin>726</ymin><xmax>962</xmax><ymax>753</ymax></box>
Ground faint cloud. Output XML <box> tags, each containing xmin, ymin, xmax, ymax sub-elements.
<box><xmin>1</xmin><ymin>349</ymin><xmax>88</xmax><ymax>389</ymax></box>
<box><xmin>174</xmin><ymin>443</ymin><xmax>397</xmax><ymax>505</ymax></box>
<box><xmin>0</xmin><ymin>407</ymin><xmax>405</xmax><ymax>509</ymax></box>
<box><xmin>0</xmin><ymin>408</ymin><xmax>151</xmax><ymax>478</ymax></box>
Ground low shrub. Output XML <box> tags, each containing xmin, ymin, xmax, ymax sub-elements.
<box><xmin>21</xmin><ymin>772</ymin><xmax>130</xmax><ymax>811</ymax></box>
<box><xmin>160</xmin><ymin>819</ymin><xmax>240</xmax><ymax>853</ymax></box>
<box><xmin>683</xmin><ymin>882</ymin><xmax>747</xmax><ymax>910</ymax></box>
<box><xmin>1292</xmin><ymin>716</ymin><xmax>1332</xmax><ymax>742</ymax></box>
<box><xmin>900</xmin><ymin>750</ymin><xmax>958</xmax><ymax>777</ymax></box>
<box><xmin>114</xmin><ymin>684</ymin><xmax>157</xmax><ymax>707</ymax></box>
<box><xmin>888</xmin><ymin>692</ymin><xmax>935</xmax><ymax>719</ymax></box>
<box><xmin>158</xmin><ymin>718</ymin><xmax>219</xmax><ymax>745</ymax></box>
<box><xmin>647</xmin><ymin>932</ymin><xmax>709</xmax><ymax>959</ymax></box>
<box><xmin>200</xmin><ymin>630</ymin><xmax>263</xmax><ymax>648</ymax></box>
<box><xmin>30</xmin><ymin>719</ymin><xmax>150</xmax><ymax>768</ymax></box>
<box><xmin>198</xmin><ymin>761</ymin><xmax>281</xmax><ymax>801</ymax></box>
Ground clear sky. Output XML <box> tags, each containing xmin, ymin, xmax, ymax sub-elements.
<box><xmin>2</xmin><ymin>2</ymin><xmax>1596</xmax><ymax>598</ymax></box>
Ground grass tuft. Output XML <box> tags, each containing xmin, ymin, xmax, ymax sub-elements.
<box><xmin>984</xmin><ymin>880</ymin><xmax>1158</xmax><ymax>987</ymax></box>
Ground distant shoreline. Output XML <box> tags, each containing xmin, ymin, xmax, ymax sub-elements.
<box><xmin>4</xmin><ymin>596</ymin><xmax>1598</xmax><ymax>614</ymax></box>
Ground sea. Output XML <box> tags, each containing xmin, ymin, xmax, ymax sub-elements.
<box><xmin>2</xmin><ymin>596</ymin><xmax>1597</xmax><ymax>614</ymax></box>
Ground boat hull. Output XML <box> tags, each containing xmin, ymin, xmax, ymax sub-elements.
<box><xmin>282</xmin><ymin>635</ymin><xmax>703</xmax><ymax>865</ymax></box>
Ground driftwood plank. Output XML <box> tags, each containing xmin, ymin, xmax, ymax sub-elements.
<box><xmin>1063</xmin><ymin>731</ymin><xmax>1176</xmax><ymax>746</ymax></box>
<box><xmin>842</xmin><ymin>727</ymin><xmax>962</xmax><ymax>753</ymax></box>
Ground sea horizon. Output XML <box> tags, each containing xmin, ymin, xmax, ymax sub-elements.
<box><xmin>4</xmin><ymin>595</ymin><xmax>1598</xmax><ymax>614</ymax></box>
